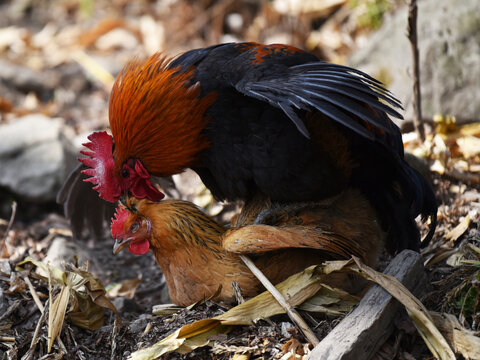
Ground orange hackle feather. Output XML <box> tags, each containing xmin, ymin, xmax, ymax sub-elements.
<box><xmin>109</xmin><ymin>53</ymin><xmax>217</xmax><ymax>177</ymax></box>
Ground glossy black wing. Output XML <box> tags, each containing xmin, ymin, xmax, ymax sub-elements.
<box><xmin>234</xmin><ymin>60</ymin><xmax>403</xmax><ymax>143</ymax></box>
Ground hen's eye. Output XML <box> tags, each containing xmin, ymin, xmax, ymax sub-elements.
<box><xmin>130</xmin><ymin>223</ymin><xmax>140</xmax><ymax>233</ymax></box>
<box><xmin>121</xmin><ymin>168</ymin><xmax>130</xmax><ymax>178</ymax></box>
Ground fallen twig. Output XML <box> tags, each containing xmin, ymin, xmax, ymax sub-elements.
<box><xmin>21</xmin><ymin>300</ymin><xmax>49</xmax><ymax>360</ymax></box>
<box><xmin>0</xmin><ymin>300</ymin><xmax>22</xmax><ymax>323</ymax></box>
<box><xmin>238</xmin><ymin>254</ymin><xmax>319</xmax><ymax>346</ymax></box>
<box><xmin>24</xmin><ymin>276</ymin><xmax>45</xmax><ymax>313</ymax></box>
<box><xmin>110</xmin><ymin>317</ymin><xmax>120</xmax><ymax>360</ymax></box>
<box><xmin>0</xmin><ymin>201</ymin><xmax>17</xmax><ymax>256</ymax></box>
<box><xmin>445</xmin><ymin>168</ymin><xmax>480</xmax><ymax>185</ymax></box>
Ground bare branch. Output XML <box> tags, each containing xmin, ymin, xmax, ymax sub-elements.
<box><xmin>407</xmin><ymin>0</ymin><xmax>426</xmax><ymax>141</ymax></box>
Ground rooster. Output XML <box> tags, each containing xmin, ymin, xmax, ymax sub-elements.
<box><xmin>111</xmin><ymin>189</ymin><xmax>384</xmax><ymax>306</ymax></box>
<box><xmin>59</xmin><ymin>42</ymin><xmax>436</xmax><ymax>252</ymax></box>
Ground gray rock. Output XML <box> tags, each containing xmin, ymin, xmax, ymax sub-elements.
<box><xmin>128</xmin><ymin>314</ymin><xmax>153</xmax><ymax>334</ymax></box>
<box><xmin>0</xmin><ymin>114</ymin><xmax>77</xmax><ymax>202</ymax></box>
<box><xmin>348</xmin><ymin>0</ymin><xmax>480</xmax><ymax>126</ymax></box>
<box><xmin>41</xmin><ymin>237</ymin><xmax>92</xmax><ymax>271</ymax></box>
<box><xmin>0</xmin><ymin>259</ymin><xmax>11</xmax><ymax>276</ymax></box>
<box><xmin>0</xmin><ymin>114</ymin><xmax>62</xmax><ymax>156</ymax></box>
<box><xmin>112</xmin><ymin>297</ymin><xmax>140</xmax><ymax>313</ymax></box>
<box><xmin>280</xmin><ymin>321</ymin><xmax>294</xmax><ymax>338</ymax></box>
<box><xmin>0</xmin><ymin>59</ymin><xmax>55</xmax><ymax>95</ymax></box>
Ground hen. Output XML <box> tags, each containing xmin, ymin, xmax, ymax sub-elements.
<box><xmin>111</xmin><ymin>190</ymin><xmax>384</xmax><ymax>306</ymax></box>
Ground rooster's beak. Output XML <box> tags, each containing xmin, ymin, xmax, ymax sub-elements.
<box><xmin>113</xmin><ymin>238</ymin><xmax>131</xmax><ymax>254</ymax></box>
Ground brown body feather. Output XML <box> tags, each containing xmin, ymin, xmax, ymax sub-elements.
<box><xmin>117</xmin><ymin>189</ymin><xmax>384</xmax><ymax>306</ymax></box>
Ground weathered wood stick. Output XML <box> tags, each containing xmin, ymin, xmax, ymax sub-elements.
<box><xmin>308</xmin><ymin>250</ymin><xmax>425</xmax><ymax>360</ymax></box>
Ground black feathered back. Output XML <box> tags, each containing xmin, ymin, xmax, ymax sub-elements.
<box><xmin>172</xmin><ymin>42</ymin><xmax>437</xmax><ymax>252</ymax></box>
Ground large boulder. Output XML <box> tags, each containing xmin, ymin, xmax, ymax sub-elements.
<box><xmin>348</xmin><ymin>0</ymin><xmax>480</xmax><ymax>126</ymax></box>
<box><xmin>0</xmin><ymin>114</ymin><xmax>76</xmax><ymax>202</ymax></box>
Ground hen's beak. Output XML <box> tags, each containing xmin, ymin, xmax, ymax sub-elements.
<box><xmin>113</xmin><ymin>238</ymin><xmax>131</xmax><ymax>254</ymax></box>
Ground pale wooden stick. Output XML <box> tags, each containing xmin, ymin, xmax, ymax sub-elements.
<box><xmin>24</xmin><ymin>276</ymin><xmax>45</xmax><ymax>312</ymax></box>
<box><xmin>22</xmin><ymin>299</ymin><xmax>49</xmax><ymax>360</ymax></box>
<box><xmin>0</xmin><ymin>336</ymin><xmax>15</xmax><ymax>342</ymax></box>
<box><xmin>0</xmin><ymin>201</ymin><xmax>17</xmax><ymax>255</ymax></box>
<box><xmin>110</xmin><ymin>317</ymin><xmax>119</xmax><ymax>360</ymax></box>
<box><xmin>238</xmin><ymin>254</ymin><xmax>320</xmax><ymax>346</ymax></box>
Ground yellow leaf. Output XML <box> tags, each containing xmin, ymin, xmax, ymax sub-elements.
<box><xmin>445</xmin><ymin>215</ymin><xmax>471</xmax><ymax>243</ymax></box>
<box><xmin>130</xmin><ymin>328</ymin><xmax>186</xmax><ymax>360</ymax></box>
<box><xmin>48</xmin><ymin>285</ymin><xmax>70</xmax><ymax>352</ymax></box>
<box><xmin>215</xmin><ymin>265</ymin><xmax>325</xmax><ymax>325</ymax></box>
<box><xmin>16</xmin><ymin>257</ymin><xmax>65</xmax><ymax>285</ymax></box>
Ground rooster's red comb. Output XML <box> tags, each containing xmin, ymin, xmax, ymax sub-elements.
<box><xmin>111</xmin><ymin>205</ymin><xmax>130</xmax><ymax>239</ymax></box>
<box><xmin>79</xmin><ymin>131</ymin><xmax>121</xmax><ymax>202</ymax></box>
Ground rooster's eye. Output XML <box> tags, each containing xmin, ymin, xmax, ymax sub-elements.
<box><xmin>130</xmin><ymin>223</ymin><xmax>140</xmax><ymax>233</ymax></box>
<box><xmin>121</xmin><ymin>169</ymin><xmax>130</xmax><ymax>178</ymax></box>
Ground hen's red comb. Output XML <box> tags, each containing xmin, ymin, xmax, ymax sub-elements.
<box><xmin>79</xmin><ymin>131</ymin><xmax>121</xmax><ymax>202</ymax></box>
<box><xmin>111</xmin><ymin>205</ymin><xmax>129</xmax><ymax>239</ymax></box>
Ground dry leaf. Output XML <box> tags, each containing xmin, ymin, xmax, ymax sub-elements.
<box><xmin>0</xmin><ymin>259</ymin><xmax>11</xmax><ymax>276</ymax></box>
<box><xmin>298</xmin><ymin>284</ymin><xmax>358</xmax><ymax>315</ymax></box>
<box><xmin>107</xmin><ymin>277</ymin><xmax>142</xmax><ymax>299</ymax></box>
<box><xmin>424</xmin><ymin>248</ymin><xmax>462</xmax><ymax>268</ymax></box>
<box><xmin>71</xmin><ymin>50</ymin><xmax>114</xmax><ymax>86</ymax></box>
<box><xmin>281</xmin><ymin>338</ymin><xmax>306</xmax><ymax>359</ymax></box>
<box><xmin>17</xmin><ymin>257</ymin><xmax>120</xmax><ymax>335</ymax></box>
<box><xmin>130</xmin><ymin>319</ymin><xmax>229</xmax><ymax>360</ymax></box>
<box><xmin>231</xmin><ymin>354</ymin><xmax>250</xmax><ymax>360</ymax></box>
<box><xmin>66</xmin><ymin>266</ymin><xmax>121</xmax><ymax>329</ymax></box>
<box><xmin>216</xmin><ymin>265</ymin><xmax>330</xmax><ymax>325</ymax></box>
<box><xmin>17</xmin><ymin>257</ymin><xmax>65</xmax><ymax>284</ymax></box>
<box><xmin>130</xmin><ymin>263</ymin><xmax>354</xmax><ymax>359</ymax></box>
<box><xmin>152</xmin><ymin>304</ymin><xmax>185</xmax><ymax>316</ymax></box>
<box><xmin>273</xmin><ymin>0</ymin><xmax>345</xmax><ymax>16</ymax></box>
<box><xmin>456</xmin><ymin>136</ymin><xmax>480</xmax><ymax>158</ymax></box>
<box><xmin>445</xmin><ymin>215</ymin><xmax>471</xmax><ymax>243</ymax></box>
<box><xmin>430</xmin><ymin>312</ymin><xmax>480</xmax><ymax>360</ymax></box>
<box><xmin>68</xmin><ymin>291</ymin><xmax>105</xmax><ymax>330</ymax></box>
<box><xmin>47</xmin><ymin>274</ymin><xmax>69</xmax><ymax>353</ymax></box>
<box><xmin>434</xmin><ymin>114</ymin><xmax>457</xmax><ymax>135</ymax></box>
